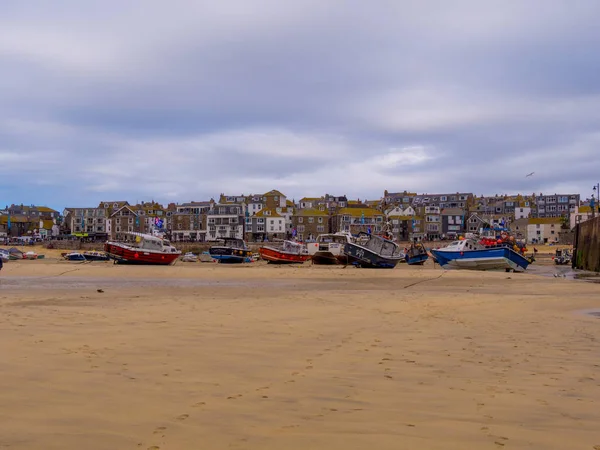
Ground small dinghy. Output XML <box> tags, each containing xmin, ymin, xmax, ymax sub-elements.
<box><xmin>181</xmin><ymin>252</ymin><xmax>199</xmax><ymax>262</ymax></box>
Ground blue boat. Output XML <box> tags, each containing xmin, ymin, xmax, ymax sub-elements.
<box><xmin>63</xmin><ymin>252</ymin><xmax>86</xmax><ymax>262</ymax></box>
<box><xmin>430</xmin><ymin>239</ymin><xmax>531</xmax><ymax>272</ymax></box>
<box><xmin>405</xmin><ymin>243</ymin><xmax>429</xmax><ymax>266</ymax></box>
<box><xmin>209</xmin><ymin>238</ymin><xmax>253</xmax><ymax>264</ymax></box>
<box><xmin>343</xmin><ymin>232</ymin><xmax>404</xmax><ymax>269</ymax></box>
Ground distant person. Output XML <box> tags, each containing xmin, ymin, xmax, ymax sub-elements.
<box><xmin>0</xmin><ymin>255</ymin><xmax>3</xmax><ymax>280</ymax></box>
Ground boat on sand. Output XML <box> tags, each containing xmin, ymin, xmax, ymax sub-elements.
<box><xmin>430</xmin><ymin>238</ymin><xmax>531</xmax><ymax>272</ymax></box>
<box><xmin>259</xmin><ymin>240</ymin><xmax>311</xmax><ymax>264</ymax></box>
<box><xmin>343</xmin><ymin>233</ymin><xmax>404</xmax><ymax>269</ymax></box>
<box><xmin>105</xmin><ymin>232</ymin><xmax>181</xmax><ymax>265</ymax></box>
<box><xmin>307</xmin><ymin>232</ymin><xmax>353</xmax><ymax>265</ymax></box>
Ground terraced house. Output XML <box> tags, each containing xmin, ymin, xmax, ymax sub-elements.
<box><xmin>171</xmin><ymin>201</ymin><xmax>213</xmax><ymax>242</ymax></box>
<box><xmin>330</xmin><ymin>207</ymin><xmax>384</xmax><ymax>236</ymax></box>
<box><xmin>207</xmin><ymin>203</ymin><xmax>244</xmax><ymax>241</ymax></box>
<box><xmin>291</xmin><ymin>208</ymin><xmax>329</xmax><ymax>242</ymax></box>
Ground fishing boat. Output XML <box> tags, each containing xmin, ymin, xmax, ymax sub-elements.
<box><xmin>208</xmin><ymin>238</ymin><xmax>252</xmax><ymax>264</ymax></box>
<box><xmin>259</xmin><ymin>240</ymin><xmax>311</xmax><ymax>264</ymax></box>
<box><xmin>104</xmin><ymin>232</ymin><xmax>181</xmax><ymax>265</ymax></box>
<box><xmin>307</xmin><ymin>232</ymin><xmax>353</xmax><ymax>265</ymax></box>
<box><xmin>0</xmin><ymin>249</ymin><xmax>9</xmax><ymax>262</ymax></box>
<box><xmin>82</xmin><ymin>251</ymin><xmax>110</xmax><ymax>261</ymax></box>
<box><xmin>181</xmin><ymin>252</ymin><xmax>199</xmax><ymax>262</ymax></box>
<box><xmin>64</xmin><ymin>252</ymin><xmax>86</xmax><ymax>262</ymax></box>
<box><xmin>430</xmin><ymin>238</ymin><xmax>531</xmax><ymax>272</ymax></box>
<box><xmin>405</xmin><ymin>243</ymin><xmax>429</xmax><ymax>265</ymax></box>
<box><xmin>343</xmin><ymin>232</ymin><xmax>405</xmax><ymax>269</ymax></box>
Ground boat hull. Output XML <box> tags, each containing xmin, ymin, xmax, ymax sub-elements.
<box><xmin>406</xmin><ymin>253</ymin><xmax>429</xmax><ymax>265</ymax></box>
<box><xmin>259</xmin><ymin>246</ymin><xmax>310</xmax><ymax>264</ymax></box>
<box><xmin>104</xmin><ymin>242</ymin><xmax>180</xmax><ymax>265</ymax></box>
<box><xmin>343</xmin><ymin>243</ymin><xmax>403</xmax><ymax>269</ymax></box>
<box><xmin>430</xmin><ymin>247</ymin><xmax>530</xmax><ymax>272</ymax></box>
<box><xmin>311</xmin><ymin>251</ymin><xmax>348</xmax><ymax>265</ymax></box>
<box><xmin>209</xmin><ymin>246</ymin><xmax>252</xmax><ymax>264</ymax></box>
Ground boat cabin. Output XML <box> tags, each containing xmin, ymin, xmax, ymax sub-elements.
<box><xmin>126</xmin><ymin>233</ymin><xmax>179</xmax><ymax>253</ymax></box>
<box><xmin>441</xmin><ymin>239</ymin><xmax>484</xmax><ymax>252</ymax></box>
<box><xmin>215</xmin><ymin>237</ymin><xmax>249</xmax><ymax>250</ymax></box>
<box><xmin>282</xmin><ymin>240</ymin><xmax>308</xmax><ymax>255</ymax></box>
<box><xmin>317</xmin><ymin>233</ymin><xmax>352</xmax><ymax>244</ymax></box>
<box><xmin>357</xmin><ymin>233</ymin><xmax>402</xmax><ymax>257</ymax></box>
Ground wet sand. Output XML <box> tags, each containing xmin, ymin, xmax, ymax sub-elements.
<box><xmin>1</xmin><ymin>260</ymin><xmax>599</xmax><ymax>450</ymax></box>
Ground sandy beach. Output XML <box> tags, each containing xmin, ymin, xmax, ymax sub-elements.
<box><xmin>1</xmin><ymin>257</ymin><xmax>599</xmax><ymax>450</ymax></box>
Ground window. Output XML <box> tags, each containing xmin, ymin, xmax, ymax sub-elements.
<box><xmin>318</xmin><ymin>217</ymin><xmax>323</xmax><ymax>223</ymax></box>
<box><xmin>308</xmin><ymin>217</ymin><xmax>314</xmax><ymax>223</ymax></box>
<box><xmin>317</xmin><ymin>225</ymin><xmax>325</xmax><ymax>232</ymax></box>
<box><xmin>298</xmin><ymin>217</ymin><xmax>303</xmax><ymax>223</ymax></box>
<box><xmin>258</xmin><ymin>218</ymin><xmax>265</xmax><ymax>224</ymax></box>
<box><xmin>297</xmin><ymin>225</ymin><xmax>305</xmax><ymax>232</ymax></box>
<box><xmin>274</xmin><ymin>196</ymin><xmax>279</xmax><ymax>201</ymax></box>
<box><xmin>440</xmin><ymin>196</ymin><xmax>447</xmax><ymax>201</ymax></box>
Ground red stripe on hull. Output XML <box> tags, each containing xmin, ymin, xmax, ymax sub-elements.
<box><xmin>104</xmin><ymin>243</ymin><xmax>180</xmax><ymax>265</ymax></box>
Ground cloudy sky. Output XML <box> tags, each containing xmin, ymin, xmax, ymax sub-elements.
<box><xmin>2</xmin><ymin>0</ymin><xmax>600</xmax><ymax>209</ymax></box>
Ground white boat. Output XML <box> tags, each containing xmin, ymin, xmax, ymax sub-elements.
<box><xmin>306</xmin><ymin>232</ymin><xmax>354</xmax><ymax>265</ymax></box>
<box><xmin>430</xmin><ymin>239</ymin><xmax>532</xmax><ymax>272</ymax></box>
<box><xmin>199</xmin><ymin>251</ymin><xmax>216</xmax><ymax>263</ymax></box>
<box><xmin>0</xmin><ymin>249</ymin><xmax>9</xmax><ymax>262</ymax></box>
<box><xmin>181</xmin><ymin>252</ymin><xmax>199</xmax><ymax>262</ymax></box>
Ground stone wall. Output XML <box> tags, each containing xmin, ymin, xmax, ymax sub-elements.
<box><xmin>573</xmin><ymin>217</ymin><xmax>600</xmax><ymax>272</ymax></box>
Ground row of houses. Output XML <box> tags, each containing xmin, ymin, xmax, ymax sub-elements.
<box><xmin>1</xmin><ymin>189</ymin><xmax>597</xmax><ymax>244</ymax></box>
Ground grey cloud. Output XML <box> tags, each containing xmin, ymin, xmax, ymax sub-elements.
<box><xmin>1</xmin><ymin>0</ymin><xmax>600</xmax><ymax>208</ymax></box>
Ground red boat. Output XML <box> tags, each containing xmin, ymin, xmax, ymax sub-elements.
<box><xmin>259</xmin><ymin>240</ymin><xmax>311</xmax><ymax>264</ymax></box>
<box><xmin>104</xmin><ymin>232</ymin><xmax>181</xmax><ymax>265</ymax></box>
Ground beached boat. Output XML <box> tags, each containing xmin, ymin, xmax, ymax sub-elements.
<box><xmin>7</xmin><ymin>248</ymin><xmax>23</xmax><ymax>260</ymax></box>
<box><xmin>307</xmin><ymin>232</ymin><xmax>353</xmax><ymax>265</ymax></box>
<box><xmin>22</xmin><ymin>251</ymin><xmax>39</xmax><ymax>260</ymax></box>
<box><xmin>64</xmin><ymin>252</ymin><xmax>86</xmax><ymax>262</ymax></box>
<box><xmin>82</xmin><ymin>251</ymin><xmax>110</xmax><ymax>261</ymax></box>
<box><xmin>553</xmin><ymin>248</ymin><xmax>572</xmax><ymax>266</ymax></box>
<box><xmin>430</xmin><ymin>239</ymin><xmax>531</xmax><ymax>272</ymax></box>
<box><xmin>343</xmin><ymin>232</ymin><xmax>404</xmax><ymax>269</ymax></box>
<box><xmin>259</xmin><ymin>240</ymin><xmax>311</xmax><ymax>264</ymax></box>
<box><xmin>405</xmin><ymin>243</ymin><xmax>429</xmax><ymax>265</ymax></box>
<box><xmin>181</xmin><ymin>252</ymin><xmax>199</xmax><ymax>262</ymax></box>
<box><xmin>208</xmin><ymin>238</ymin><xmax>252</xmax><ymax>264</ymax></box>
<box><xmin>199</xmin><ymin>251</ymin><xmax>216</xmax><ymax>263</ymax></box>
<box><xmin>104</xmin><ymin>232</ymin><xmax>181</xmax><ymax>265</ymax></box>
<box><xmin>0</xmin><ymin>249</ymin><xmax>9</xmax><ymax>262</ymax></box>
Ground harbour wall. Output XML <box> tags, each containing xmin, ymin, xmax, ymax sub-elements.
<box><xmin>573</xmin><ymin>216</ymin><xmax>600</xmax><ymax>272</ymax></box>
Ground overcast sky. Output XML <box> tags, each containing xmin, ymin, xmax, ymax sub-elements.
<box><xmin>2</xmin><ymin>0</ymin><xmax>600</xmax><ymax>210</ymax></box>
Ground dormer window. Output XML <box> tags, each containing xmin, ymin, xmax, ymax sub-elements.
<box><xmin>104</xmin><ymin>203</ymin><xmax>109</xmax><ymax>208</ymax></box>
<box><xmin>113</xmin><ymin>203</ymin><xmax>118</xmax><ymax>208</ymax></box>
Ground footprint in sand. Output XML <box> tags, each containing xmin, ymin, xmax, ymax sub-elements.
<box><xmin>192</xmin><ymin>402</ymin><xmax>206</xmax><ymax>407</ymax></box>
<box><xmin>147</xmin><ymin>446</ymin><xmax>160</xmax><ymax>450</ymax></box>
<box><xmin>176</xmin><ymin>414</ymin><xmax>189</xmax><ymax>421</ymax></box>
<box><xmin>153</xmin><ymin>427</ymin><xmax>166</xmax><ymax>435</ymax></box>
